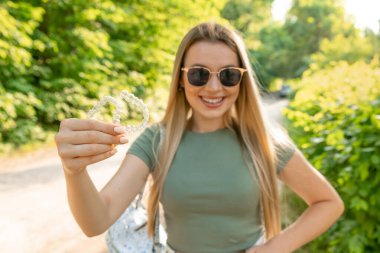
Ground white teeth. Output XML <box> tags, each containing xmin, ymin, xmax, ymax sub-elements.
<box><xmin>201</xmin><ymin>97</ymin><xmax>224</xmax><ymax>104</ymax></box>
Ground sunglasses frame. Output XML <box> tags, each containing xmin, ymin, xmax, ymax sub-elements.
<box><xmin>181</xmin><ymin>66</ymin><xmax>247</xmax><ymax>87</ymax></box>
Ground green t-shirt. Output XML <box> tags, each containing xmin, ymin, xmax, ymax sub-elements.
<box><xmin>127</xmin><ymin>125</ymin><xmax>295</xmax><ymax>253</ymax></box>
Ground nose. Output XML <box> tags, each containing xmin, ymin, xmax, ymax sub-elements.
<box><xmin>206</xmin><ymin>72</ymin><xmax>222</xmax><ymax>91</ymax></box>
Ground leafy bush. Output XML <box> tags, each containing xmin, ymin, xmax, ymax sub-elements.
<box><xmin>284</xmin><ymin>61</ymin><xmax>380</xmax><ymax>252</ymax></box>
<box><xmin>0</xmin><ymin>0</ymin><xmax>226</xmax><ymax>152</ymax></box>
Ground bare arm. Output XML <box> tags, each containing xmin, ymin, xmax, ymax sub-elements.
<box><xmin>247</xmin><ymin>149</ymin><xmax>345</xmax><ymax>253</ymax></box>
<box><xmin>99</xmin><ymin>154</ymin><xmax>150</xmax><ymax>229</ymax></box>
<box><xmin>64</xmin><ymin>169</ymin><xmax>111</xmax><ymax>236</ymax></box>
<box><xmin>56</xmin><ymin>119</ymin><xmax>150</xmax><ymax>237</ymax></box>
<box><xmin>64</xmin><ymin>154</ymin><xmax>150</xmax><ymax>237</ymax></box>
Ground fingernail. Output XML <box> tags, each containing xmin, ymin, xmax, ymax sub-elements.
<box><xmin>110</xmin><ymin>149</ymin><xmax>118</xmax><ymax>155</ymax></box>
<box><xmin>120</xmin><ymin>136</ymin><xmax>129</xmax><ymax>144</ymax></box>
<box><xmin>114</xmin><ymin>126</ymin><xmax>126</xmax><ymax>134</ymax></box>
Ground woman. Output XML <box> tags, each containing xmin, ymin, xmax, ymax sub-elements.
<box><xmin>55</xmin><ymin>22</ymin><xmax>344</xmax><ymax>253</ymax></box>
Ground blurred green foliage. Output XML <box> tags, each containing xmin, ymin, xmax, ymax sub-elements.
<box><xmin>220</xmin><ymin>0</ymin><xmax>274</xmax><ymax>87</ymax></box>
<box><xmin>223</xmin><ymin>0</ymin><xmax>379</xmax><ymax>86</ymax></box>
<box><xmin>284</xmin><ymin>60</ymin><xmax>380</xmax><ymax>252</ymax></box>
<box><xmin>0</xmin><ymin>0</ymin><xmax>225</xmax><ymax>151</ymax></box>
<box><xmin>2</xmin><ymin>0</ymin><xmax>380</xmax><ymax>251</ymax></box>
<box><xmin>221</xmin><ymin>0</ymin><xmax>273</xmax><ymax>34</ymax></box>
<box><xmin>310</xmin><ymin>32</ymin><xmax>376</xmax><ymax>71</ymax></box>
<box><xmin>254</xmin><ymin>0</ymin><xmax>358</xmax><ymax>83</ymax></box>
<box><xmin>2</xmin><ymin>0</ymin><xmax>378</xmax><ymax>152</ymax></box>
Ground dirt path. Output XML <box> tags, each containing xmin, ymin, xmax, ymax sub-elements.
<box><xmin>0</xmin><ymin>134</ymin><xmax>142</xmax><ymax>253</ymax></box>
<box><xmin>0</xmin><ymin>98</ymin><xmax>288</xmax><ymax>253</ymax></box>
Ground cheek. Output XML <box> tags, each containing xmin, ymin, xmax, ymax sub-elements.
<box><xmin>184</xmin><ymin>83</ymin><xmax>199</xmax><ymax>96</ymax></box>
<box><xmin>184</xmin><ymin>84</ymin><xmax>200</xmax><ymax>104</ymax></box>
<box><xmin>230</xmin><ymin>87</ymin><xmax>240</xmax><ymax>102</ymax></box>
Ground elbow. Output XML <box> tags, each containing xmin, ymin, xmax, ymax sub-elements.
<box><xmin>78</xmin><ymin>213</ymin><xmax>111</xmax><ymax>237</ymax></box>
<box><xmin>328</xmin><ymin>190</ymin><xmax>345</xmax><ymax>218</ymax></box>
<box><xmin>312</xmin><ymin>196</ymin><xmax>345</xmax><ymax>219</ymax></box>
<box><xmin>83</xmin><ymin>229</ymin><xmax>99</xmax><ymax>238</ymax></box>
<box><xmin>325</xmin><ymin>195</ymin><xmax>345</xmax><ymax>220</ymax></box>
<box><xmin>82</xmin><ymin>227</ymin><xmax>106</xmax><ymax>237</ymax></box>
<box><xmin>336</xmin><ymin>197</ymin><xmax>345</xmax><ymax>217</ymax></box>
<box><xmin>80</xmin><ymin>223</ymin><xmax>108</xmax><ymax>237</ymax></box>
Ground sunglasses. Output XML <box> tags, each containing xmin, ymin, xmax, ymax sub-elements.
<box><xmin>181</xmin><ymin>66</ymin><xmax>247</xmax><ymax>87</ymax></box>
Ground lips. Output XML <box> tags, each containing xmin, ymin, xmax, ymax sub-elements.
<box><xmin>201</xmin><ymin>96</ymin><xmax>223</xmax><ymax>103</ymax></box>
<box><xmin>199</xmin><ymin>96</ymin><xmax>225</xmax><ymax>107</ymax></box>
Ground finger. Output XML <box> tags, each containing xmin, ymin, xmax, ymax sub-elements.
<box><xmin>70</xmin><ymin>149</ymin><xmax>118</xmax><ymax>169</ymax></box>
<box><xmin>63</xmin><ymin>131</ymin><xmax>124</xmax><ymax>145</ymax></box>
<box><xmin>60</xmin><ymin>118</ymin><xmax>122</xmax><ymax>135</ymax></box>
<box><xmin>61</xmin><ymin>144</ymin><xmax>113</xmax><ymax>158</ymax></box>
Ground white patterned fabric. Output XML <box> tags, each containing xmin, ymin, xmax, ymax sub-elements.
<box><xmin>106</xmin><ymin>126</ymin><xmax>167</xmax><ymax>253</ymax></box>
<box><xmin>105</xmin><ymin>197</ymin><xmax>167</xmax><ymax>253</ymax></box>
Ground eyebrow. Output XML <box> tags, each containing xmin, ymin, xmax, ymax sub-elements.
<box><xmin>189</xmin><ymin>63</ymin><xmax>238</xmax><ymax>68</ymax></box>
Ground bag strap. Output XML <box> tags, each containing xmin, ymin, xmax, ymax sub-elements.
<box><xmin>134</xmin><ymin>124</ymin><xmax>165</xmax><ymax>252</ymax></box>
<box><xmin>153</xmin><ymin>208</ymin><xmax>163</xmax><ymax>252</ymax></box>
<box><xmin>134</xmin><ymin>187</ymin><xmax>144</xmax><ymax>209</ymax></box>
<box><xmin>153</xmin><ymin>124</ymin><xmax>166</xmax><ymax>252</ymax></box>
<box><xmin>134</xmin><ymin>184</ymin><xmax>162</xmax><ymax>249</ymax></box>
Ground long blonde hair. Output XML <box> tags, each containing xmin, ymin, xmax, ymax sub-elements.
<box><xmin>147</xmin><ymin>22</ymin><xmax>292</xmax><ymax>240</ymax></box>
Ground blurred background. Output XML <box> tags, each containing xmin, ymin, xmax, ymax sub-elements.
<box><xmin>0</xmin><ymin>0</ymin><xmax>379</xmax><ymax>252</ymax></box>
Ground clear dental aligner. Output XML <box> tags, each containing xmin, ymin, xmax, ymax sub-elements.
<box><xmin>87</xmin><ymin>95</ymin><xmax>123</xmax><ymax>124</ymax></box>
<box><xmin>87</xmin><ymin>90</ymin><xmax>149</xmax><ymax>133</ymax></box>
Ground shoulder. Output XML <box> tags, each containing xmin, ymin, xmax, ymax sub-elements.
<box><xmin>270</xmin><ymin>128</ymin><xmax>297</xmax><ymax>174</ymax></box>
<box><xmin>130</xmin><ymin>123</ymin><xmax>164</xmax><ymax>151</ymax></box>
<box><xmin>135</xmin><ymin>123</ymin><xmax>162</xmax><ymax>142</ymax></box>
<box><xmin>127</xmin><ymin>123</ymin><xmax>163</xmax><ymax>171</ymax></box>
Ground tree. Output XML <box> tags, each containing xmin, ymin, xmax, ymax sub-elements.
<box><xmin>282</xmin><ymin>0</ymin><xmax>352</xmax><ymax>76</ymax></box>
<box><xmin>221</xmin><ymin>0</ymin><xmax>273</xmax><ymax>34</ymax></box>
<box><xmin>310</xmin><ymin>32</ymin><xmax>374</xmax><ymax>70</ymax></box>
<box><xmin>284</xmin><ymin>60</ymin><xmax>380</xmax><ymax>253</ymax></box>
<box><xmin>220</xmin><ymin>0</ymin><xmax>274</xmax><ymax>88</ymax></box>
<box><xmin>253</xmin><ymin>0</ymin><xmax>357</xmax><ymax>83</ymax></box>
<box><xmin>0</xmin><ymin>0</ymin><xmax>226</xmax><ymax>150</ymax></box>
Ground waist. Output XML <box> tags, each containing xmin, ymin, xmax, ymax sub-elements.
<box><xmin>173</xmin><ymin>251</ymin><xmax>245</xmax><ymax>253</ymax></box>
<box><xmin>168</xmin><ymin>235</ymin><xmax>265</xmax><ymax>253</ymax></box>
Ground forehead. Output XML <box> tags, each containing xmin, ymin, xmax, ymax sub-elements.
<box><xmin>183</xmin><ymin>40</ymin><xmax>240</xmax><ymax>69</ymax></box>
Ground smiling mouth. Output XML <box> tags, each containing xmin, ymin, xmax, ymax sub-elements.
<box><xmin>200</xmin><ymin>96</ymin><xmax>225</xmax><ymax>105</ymax></box>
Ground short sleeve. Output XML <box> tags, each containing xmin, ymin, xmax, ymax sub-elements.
<box><xmin>127</xmin><ymin>124</ymin><xmax>161</xmax><ymax>172</ymax></box>
<box><xmin>275</xmin><ymin>143</ymin><xmax>296</xmax><ymax>174</ymax></box>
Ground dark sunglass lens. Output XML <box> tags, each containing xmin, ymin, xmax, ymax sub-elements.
<box><xmin>220</xmin><ymin>68</ymin><xmax>241</xmax><ymax>86</ymax></box>
<box><xmin>188</xmin><ymin>68</ymin><xmax>209</xmax><ymax>86</ymax></box>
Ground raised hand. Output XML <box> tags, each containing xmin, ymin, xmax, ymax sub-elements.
<box><xmin>55</xmin><ymin>118</ymin><xmax>128</xmax><ymax>175</ymax></box>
